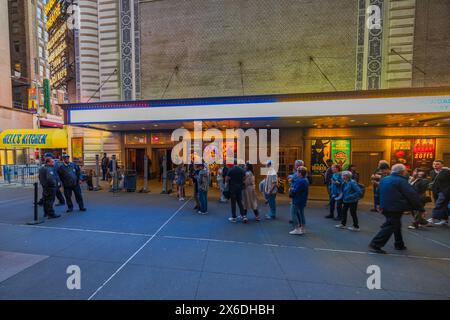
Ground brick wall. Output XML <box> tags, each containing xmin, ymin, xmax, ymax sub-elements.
<box><xmin>139</xmin><ymin>0</ymin><xmax>358</xmax><ymax>99</ymax></box>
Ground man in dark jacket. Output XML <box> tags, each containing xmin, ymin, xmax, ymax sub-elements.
<box><xmin>226</xmin><ymin>163</ymin><xmax>246</xmax><ymax>222</ymax></box>
<box><xmin>39</xmin><ymin>157</ymin><xmax>61</xmax><ymax>219</ymax></box>
<box><xmin>428</xmin><ymin>160</ymin><xmax>450</xmax><ymax>225</ymax></box>
<box><xmin>58</xmin><ymin>154</ymin><xmax>86</xmax><ymax>213</ymax></box>
<box><xmin>37</xmin><ymin>153</ymin><xmax>65</xmax><ymax>206</ymax></box>
<box><xmin>369</xmin><ymin>164</ymin><xmax>422</xmax><ymax>254</ymax></box>
<box><xmin>101</xmin><ymin>153</ymin><xmax>109</xmax><ymax>181</ymax></box>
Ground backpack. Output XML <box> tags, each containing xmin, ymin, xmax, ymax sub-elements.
<box><xmin>356</xmin><ymin>182</ymin><xmax>365</xmax><ymax>199</ymax></box>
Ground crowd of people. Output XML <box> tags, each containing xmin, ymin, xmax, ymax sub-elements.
<box><xmin>170</xmin><ymin>157</ymin><xmax>450</xmax><ymax>254</ymax></box>
<box><xmin>38</xmin><ymin>152</ymin><xmax>87</xmax><ymax>219</ymax></box>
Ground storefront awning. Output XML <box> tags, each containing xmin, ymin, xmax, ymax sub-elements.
<box><xmin>0</xmin><ymin>129</ymin><xmax>68</xmax><ymax>149</ymax></box>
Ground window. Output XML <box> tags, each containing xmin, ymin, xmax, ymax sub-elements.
<box><xmin>12</xmin><ymin>21</ymin><xmax>20</xmax><ymax>34</ymax></box>
<box><xmin>13</xmin><ymin>41</ymin><xmax>20</xmax><ymax>53</ymax></box>
<box><xmin>38</xmin><ymin>26</ymin><xmax>43</xmax><ymax>39</ymax></box>
<box><xmin>39</xmin><ymin>65</ymin><xmax>44</xmax><ymax>77</ymax></box>
<box><xmin>39</xmin><ymin>46</ymin><xmax>44</xmax><ymax>58</ymax></box>
<box><xmin>37</xmin><ymin>7</ymin><xmax>42</xmax><ymax>20</ymax></box>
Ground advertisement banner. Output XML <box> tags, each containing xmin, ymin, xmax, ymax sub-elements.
<box><xmin>391</xmin><ymin>139</ymin><xmax>413</xmax><ymax>169</ymax></box>
<box><xmin>413</xmin><ymin>138</ymin><xmax>436</xmax><ymax>172</ymax></box>
<box><xmin>0</xmin><ymin>129</ymin><xmax>67</xmax><ymax>148</ymax></box>
<box><xmin>28</xmin><ymin>87</ymin><xmax>37</xmax><ymax>111</ymax></box>
<box><xmin>311</xmin><ymin>140</ymin><xmax>331</xmax><ymax>175</ymax></box>
<box><xmin>331</xmin><ymin>140</ymin><xmax>351</xmax><ymax>170</ymax></box>
<box><xmin>71</xmin><ymin>137</ymin><xmax>83</xmax><ymax>165</ymax></box>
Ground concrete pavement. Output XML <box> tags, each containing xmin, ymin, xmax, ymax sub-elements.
<box><xmin>0</xmin><ymin>181</ymin><xmax>449</xmax><ymax>300</ymax></box>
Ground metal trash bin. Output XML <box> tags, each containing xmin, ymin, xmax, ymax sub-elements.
<box><xmin>124</xmin><ymin>172</ymin><xmax>137</xmax><ymax>192</ymax></box>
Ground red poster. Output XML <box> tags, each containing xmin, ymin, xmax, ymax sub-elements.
<box><xmin>413</xmin><ymin>138</ymin><xmax>436</xmax><ymax>172</ymax></box>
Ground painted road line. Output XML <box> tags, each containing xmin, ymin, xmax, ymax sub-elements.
<box><xmin>161</xmin><ymin>235</ymin><xmax>450</xmax><ymax>262</ymax></box>
<box><xmin>87</xmin><ymin>198</ymin><xmax>191</xmax><ymax>300</ymax></box>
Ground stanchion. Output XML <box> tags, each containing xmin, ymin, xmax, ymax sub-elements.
<box><xmin>139</xmin><ymin>154</ymin><xmax>150</xmax><ymax>193</ymax></box>
<box><xmin>94</xmin><ymin>154</ymin><xmax>101</xmax><ymax>191</ymax></box>
<box><xmin>111</xmin><ymin>156</ymin><xmax>118</xmax><ymax>193</ymax></box>
<box><xmin>161</xmin><ymin>154</ymin><xmax>168</xmax><ymax>194</ymax></box>
<box><xmin>27</xmin><ymin>182</ymin><xmax>44</xmax><ymax>225</ymax></box>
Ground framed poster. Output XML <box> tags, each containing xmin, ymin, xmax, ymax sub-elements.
<box><xmin>413</xmin><ymin>138</ymin><xmax>436</xmax><ymax>172</ymax></box>
<box><xmin>391</xmin><ymin>139</ymin><xmax>413</xmax><ymax>169</ymax></box>
<box><xmin>331</xmin><ymin>140</ymin><xmax>351</xmax><ymax>170</ymax></box>
<box><xmin>71</xmin><ymin>137</ymin><xmax>84</xmax><ymax>165</ymax></box>
<box><xmin>311</xmin><ymin>139</ymin><xmax>331</xmax><ymax>175</ymax></box>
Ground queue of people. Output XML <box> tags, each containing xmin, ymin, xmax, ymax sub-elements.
<box><xmin>167</xmin><ymin>157</ymin><xmax>449</xmax><ymax>254</ymax></box>
<box><xmin>38</xmin><ymin>153</ymin><xmax>87</xmax><ymax>219</ymax></box>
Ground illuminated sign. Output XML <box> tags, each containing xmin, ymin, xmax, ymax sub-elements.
<box><xmin>46</xmin><ymin>0</ymin><xmax>73</xmax><ymax>89</ymax></box>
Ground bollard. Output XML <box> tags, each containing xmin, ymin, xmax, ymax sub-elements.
<box><xmin>94</xmin><ymin>154</ymin><xmax>101</xmax><ymax>191</ymax></box>
<box><xmin>27</xmin><ymin>182</ymin><xmax>44</xmax><ymax>225</ymax></box>
<box><xmin>140</xmin><ymin>154</ymin><xmax>150</xmax><ymax>193</ymax></box>
<box><xmin>161</xmin><ymin>154</ymin><xmax>168</xmax><ymax>194</ymax></box>
<box><xmin>111</xmin><ymin>156</ymin><xmax>118</xmax><ymax>193</ymax></box>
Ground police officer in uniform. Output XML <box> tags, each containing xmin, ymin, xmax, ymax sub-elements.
<box><xmin>38</xmin><ymin>153</ymin><xmax>65</xmax><ymax>206</ymax></box>
<box><xmin>38</xmin><ymin>157</ymin><xmax>61</xmax><ymax>219</ymax></box>
<box><xmin>58</xmin><ymin>154</ymin><xmax>87</xmax><ymax>213</ymax></box>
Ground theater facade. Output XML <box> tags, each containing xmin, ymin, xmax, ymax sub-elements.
<box><xmin>61</xmin><ymin>87</ymin><xmax>450</xmax><ymax>186</ymax></box>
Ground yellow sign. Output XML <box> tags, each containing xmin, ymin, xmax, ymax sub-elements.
<box><xmin>0</xmin><ymin>129</ymin><xmax>68</xmax><ymax>149</ymax></box>
<box><xmin>28</xmin><ymin>87</ymin><xmax>37</xmax><ymax>110</ymax></box>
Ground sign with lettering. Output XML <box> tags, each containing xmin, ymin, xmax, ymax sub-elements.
<box><xmin>391</xmin><ymin>139</ymin><xmax>413</xmax><ymax>169</ymax></box>
<box><xmin>0</xmin><ymin>129</ymin><xmax>67</xmax><ymax>148</ymax></box>
<box><xmin>413</xmin><ymin>138</ymin><xmax>436</xmax><ymax>172</ymax></box>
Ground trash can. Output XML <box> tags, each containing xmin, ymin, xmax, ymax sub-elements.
<box><xmin>124</xmin><ymin>173</ymin><xmax>137</xmax><ymax>192</ymax></box>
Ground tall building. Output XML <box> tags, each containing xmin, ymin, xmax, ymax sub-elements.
<box><xmin>63</xmin><ymin>0</ymin><xmax>450</xmax><ymax>176</ymax></box>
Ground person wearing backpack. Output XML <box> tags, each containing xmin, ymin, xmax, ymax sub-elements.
<box><xmin>336</xmin><ymin>171</ymin><xmax>362</xmax><ymax>231</ymax></box>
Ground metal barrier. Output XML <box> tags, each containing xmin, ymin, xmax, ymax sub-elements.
<box><xmin>0</xmin><ymin>165</ymin><xmax>40</xmax><ymax>186</ymax></box>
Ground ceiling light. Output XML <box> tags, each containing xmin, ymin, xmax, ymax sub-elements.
<box><xmin>350</xmin><ymin>119</ymin><xmax>356</xmax><ymax>123</ymax></box>
<box><xmin>266</xmin><ymin>124</ymin><xmax>271</xmax><ymax>127</ymax></box>
<box><xmin>409</xmin><ymin>118</ymin><xmax>415</xmax><ymax>121</ymax></box>
<box><xmin>112</xmin><ymin>125</ymin><xmax>117</xmax><ymax>128</ymax></box>
<box><xmin>153</xmin><ymin>124</ymin><xmax>158</xmax><ymax>127</ymax></box>
<box><xmin>222</xmin><ymin>125</ymin><xmax>227</xmax><ymax>128</ymax></box>
<box><xmin>296</xmin><ymin>121</ymin><xmax>301</xmax><ymax>124</ymax></box>
<box><xmin>244</xmin><ymin>122</ymin><xmax>250</xmax><ymax>125</ymax></box>
<box><xmin>141</xmin><ymin>127</ymin><xmax>146</xmax><ymax>130</ymax></box>
<box><xmin>363</xmin><ymin>122</ymin><xmax>369</xmax><ymax>125</ymax></box>
<box><xmin>313</xmin><ymin>123</ymin><xmax>317</xmax><ymax>126</ymax></box>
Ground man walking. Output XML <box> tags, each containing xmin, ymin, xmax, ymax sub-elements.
<box><xmin>57</xmin><ymin>154</ymin><xmax>87</xmax><ymax>213</ymax></box>
<box><xmin>38</xmin><ymin>157</ymin><xmax>61</xmax><ymax>219</ymax></box>
<box><xmin>369</xmin><ymin>164</ymin><xmax>422</xmax><ymax>254</ymax></box>
<box><xmin>101</xmin><ymin>153</ymin><xmax>109</xmax><ymax>181</ymax></box>
<box><xmin>428</xmin><ymin>160</ymin><xmax>450</xmax><ymax>225</ymax></box>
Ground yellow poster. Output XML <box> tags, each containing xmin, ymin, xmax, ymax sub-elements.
<box><xmin>0</xmin><ymin>129</ymin><xmax>67</xmax><ymax>148</ymax></box>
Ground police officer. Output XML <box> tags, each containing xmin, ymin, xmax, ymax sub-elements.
<box><xmin>38</xmin><ymin>157</ymin><xmax>61</xmax><ymax>219</ymax></box>
<box><xmin>37</xmin><ymin>153</ymin><xmax>65</xmax><ymax>206</ymax></box>
<box><xmin>58</xmin><ymin>154</ymin><xmax>87</xmax><ymax>213</ymax></box>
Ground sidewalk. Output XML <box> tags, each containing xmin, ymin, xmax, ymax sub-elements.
<box><xmin>0</xmin><ymin>184</ymin><xmax>449</xmax><ymax>300</ymax></box>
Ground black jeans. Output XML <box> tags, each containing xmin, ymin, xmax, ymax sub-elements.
<box><xmin>64</xmin><ymin>184</ymin><xmax>85</xmax><ymax>210</ymax></box>
<box><xmin>329</xmin><ymin>197</ymin><xmax>343</xmax><ymax>219</ymax></box>
<box><xmin>102</xmin><ymin>167</ymin><xmax>107</xmax><ymax>180</ymax></box>
<box><xmin>230</xmin><ymin>188</ymin><xmax>245</xmax><ymax>218</ymax></box>
<box><xmin>370</xmin><ymin>211</ymin><xmax>405</xmax><ymax>249</ymax></box>
<box><xmin>342</xmin><ymin>202</ymin><xmax>359</xmax><ymax>228</ymax></box>
<box><xmin>43</xmin><ymin>187</ymin><xmax>56</xmax><ymax>217</ymax></box>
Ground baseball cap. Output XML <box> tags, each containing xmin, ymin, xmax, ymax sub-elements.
<box><xmin>62</xmin><ymin>154</ymin><xmax>70</xmax><ymax>158</ymax></box>
<box><xmin>44</xmin><ymin>152</ymin><xmax>54</xmax><ymax>158</ymax></box>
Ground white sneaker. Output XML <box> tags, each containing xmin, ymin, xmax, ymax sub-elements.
<box><xmin>289</xmin><ymin>229</ymin><xmax>304</xmax><ymax>235</ymax></box>
<box><xmin>347</xmin><ymin>226</ymin><xmax>360</xmax><ymax>232</ymax></box>
<box><xmin>408</xmin><ymin>225</ymin><xmax>418</xmax><ymax>230</ymax></box>
<box><xmin>202</xmin><ymin>211</ymin><xmax>208</xmax><ymax>215</ymax></box>
<box><xmin>228</xmin><ymin>217</ymin><xmax>237</xmax><ymax>223</ymax></box>
<box><xmin>434</xmin><ymin>220</ymin><xmax>449</xmax><ymax>226</ymax></box>
<box><xmin>427</xmin><ymin>218</ymin><xmax>435</xmax><ymax>223</ymax></box>
<box><xmin>335</xmin><ymin>224</ymin><xmax>346</xmax><ymax>229</ymax></box>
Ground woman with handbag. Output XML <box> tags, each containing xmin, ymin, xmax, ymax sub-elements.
<box><xmin>408</xmin><ymin>169</ymin><xmax>430</xmax><ymax>229</ymax></box>
<box><xmin>242</xmin><ymin>163</ymin><xmax>260</xmax><ymax>221</ymax></box>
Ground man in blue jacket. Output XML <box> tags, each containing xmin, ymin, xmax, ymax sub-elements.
<box><xmin>369</xmin><ymin>164</ymin><xmax>422</xmax><ymax>254</ymax></box>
